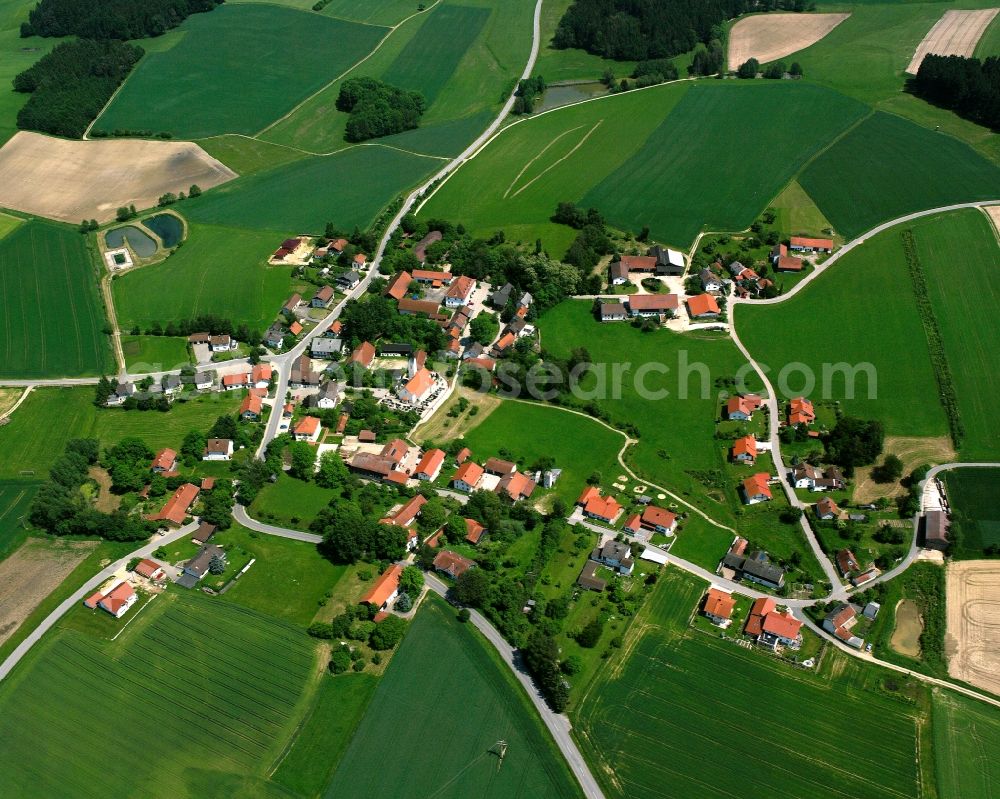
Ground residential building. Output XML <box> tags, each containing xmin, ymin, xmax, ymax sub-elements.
<box><xmin>179</xmin><ymin>544</ymin><xmax>226</xmax><ymax>587</ymax></box>
<box><xmin>699</xmin><ymin>268</ymin><xmax>723</xmax><ymax>292</ymax></box>
<box><xmin>251</xmin><ymin>363</ymin><xmax>272</xmax><ymax>388</ymax></box>
<box><xmin>623</xmin><ymin>513</ymin><xmax>641</xmax><ymax>535</ymax></box>
<box><xmin>626</xmin><ymin>294</ymin><xmax>679</xmax><ymax>317</ymax></box>
<box><xmin>312</xmin><ymin>285</ymin><xmax>334</xmax><ymax>309</ymax></box>
<box><xmin>726</xmin><ymin>394</ymin><xmax>762</xmax><ymax>421</ymax></box>
<box><xmin>150</xmin><ymin>448</ymin><xmax>177</xmax><ymax>474</ymax></box>
<box><xmin>789</xmin><ymin>236</ymin><xmax>833</xmax><ymax>253</ymax></box>
<box><xmin>453</xmin><ymin>461</ymin><xmax>484</xmax><ymax>492</ymax></box>
<box><xmin>495</xmin><ymin>471</ymin><xmax>536</xmax><ymax>502</ymax></box>
<box><xmin>193</xmin><ymin>372</ymin><xmax>213</xmax><ymax>391</ymax></box>
<box><xmin>311</xmin><ymin>338</ymin><xmax>342</xmax><ymax>358</ymax></box>
<box><xmin>760</xmin><ymin>610</ymin><xmax>803</xmax><ymax>650</ymax></box>
<box><xmin>203</xmin><ymin>438</ymin><xmax>234</xmax><ymax>461</ymax></box>
<box><xmin>293</xmin><ymin>416</ymin><xmax>322</xmax><ymax>442</ymax></box>
<box><xmin>347</xmin><ymin>341</ymin><xmax>376</xmax><ymax>369</ymax></box>
<box><xmin>162</xmin><ymin>374</ymin><xmax>182</xmax><ymax>397</ymax></box>
<box><xmin>191</xmin><ymin>522</ymin><xmax>216</xmax><ymax>545</ymax></box>
<box><xmin>490</xmin><ymin>283</ymin><xmax>514</xmax><ymax>309</ymax></box>
<box><xmin>221</xmin><ymin>372</ymin><xmax>250</xmax><ymax>391</ymax></box>
<box><xmin>600</xmin><ymin>302</ymin><xmax>627</xmax><ymax>322</ymax></box>
<box><xmin>433</xmin><ymin>550</ymin><xmax>475</xmax><ymax>579</ymax></box>
<box><xmin>788</xmin><ymin>397</ymin><xmax>815</xmax><ymax>426</ymax></box>
<box><xmin>209</xmin><ymin>335</ymin><xmax>235</xmax><ymax>352</ymax></box>
<box><xmin>815</xmin><ymin>496</ymin><xmax>841</xmax><ymax>521</ymax></box>
<box><xmin>641</xmin><ymin>505</ymin><xmax>677</xmax><ymax>534</ymax></box>
<box><xmin>264</xmin><ymin>323</ymin><xmax>285</xmax><ymax>350</ymax></box>
<box><xmin>336</xmin><ymin>270</ymin><xmax>361</xmax><ymax>290</ymax></box>
<box><xmin>609</xmin><ymin>261</ymin><xmax>629</xmax><ymax>285</ymax></box>
<box><xmin>687</xmin><ymin>293</ymin><xmax>721</xmax><ymax>318</ymax></box>
<box><xmin>852</xmin><ymin>567</ymin><xmax>879</xmax><ymax>587</ymax></box>
<box><xmin>306</xmin><ymin>381</ymin><xmax>341</xmax><ymax>411</ymax></box>
<box><xmin>414</xmin><ymin>448</ymin><xmax>445</xmax><ymax>482</ymax></box>
<box><xmin>105</xmin><ymin>381</ymin><xmax>137</xmax><ymax>406</ymax></box>
<box><xmin>703</xmin><ymin>588</ymin><xmax>736</xmax><ymax>626</ymax></box>
<box><xmin>444</xmin><ymin>275</ymin><xmax>476</xmax><ymax>307</ymax></box>
<box><xmin>239</xmin><ymin>394</ymin><xmax>263</xmax><ymax>421</ymax></box>
<box><xmin>723</xmin><ymin>551</ymin><xmax>784</xmax><ymax>589</ymax></box>
<box><xmin>591</xmin><ymin>540</ymin><xmax>634</xmax><ymax>575</ymax></box>
<box><xmin>93</xmin><ymin>582</ymin><xmax>137</xmax><ymax>618</ymax></box>
<box><xmin>386</xmin><ymin>270</ymin><xmax>413</xmax><ymax>301</ymax></box>
<box><xmin>577</xmin><ymin>487</ymin><xmax>622</xmax><ymax>524</ymax></box>
<box><xmin>282</xmin><ymin>293</ymin><xmax>301</xmax><ymax>313</ymax></box>
<box><xmin>360</xmin><ymin>564</ymin><xmax>403</xmax><ymax>611</ymax></box>
<box><xmin>823</xmin><ymin>603</ymin><xmax>864</xmax><ymax>649</ymax></box>
<box><xmin>133</xmin><ymin>559</ymin><xmax>164</xmax><ymax>580</ymax></box>
<box><xmin>147</xmin><ymin>483</ymin><xmax>200</xmax><ymax>526</ymax></box>
<box><xmin>289</xmin><ymin>354</ymin><xmax>319</xmax><ymax>387</ymax></box>
<box><xmin>577</xmin><ymin>561</ymin><xmax>608</xmax><ymax>592</ymax></box>
<box><xmin>731</xmin><ymin>435</ymin><xmax>758</xmax><ymax>464</ymax></box>
<box><xmin>484</xmin><ymin>458</ymin><xmax>516</xmax><ymax>476</ymax></box>
<box><xmin>465</xmin><ymin>518</ymin><xmax>486</xmax><ymax>545</ymax></box>
<box><xmin>744</xmin><ymin>597</ymin><xmax>776</xmax><ymax>636</ymax></box>
<box><xmin>740</xmin><ymin>473</ymin><xmax>773</xmax><ymax>504</ymax></box>
<box><xmin>836</xmin><ymin>549</ymin><xmax>859</xmax><ymax>577</ymax></box>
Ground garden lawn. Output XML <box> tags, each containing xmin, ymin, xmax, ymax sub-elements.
<box><xmin>184</xmin><ymin>148</ymin><xmax>437</xmax><ymax>235</ymax></box>
<box><xmin>113</xmin><ymin>223</ymin><xmax>293</xmax><ymax>331</ymax></box>
<box><xmin>945</xmin><ymin>468</ymin><xmax>1000</xmax><ymax>557</ymax></box>
<box><xmin>933</xmin><ymin>689</ymin><xmax>1000</xmax><ymax>799</ymax></box>
<box><xmin>0</xmin><ymin>592</ymin><xmax>318</xmax><ymax>798</ymax></box>
<box><xmin>582</xmin><ymin>81</ymin><xmax>868</xmax><ymax>247</ymax></box>
<box><xmin>0</xmin><ymin>386</ymin><xmax>240</xmax><ymax>480</ymax></box>
<box><xmin>799</xmin><ymin>112</ymin><xmax>1000</xmax><ymax>240</ymax></box>
<box><xmin>325</xmin><ymin>595</ymin><xmax>580</xmax><ymax>798</ymax></box>
<box><xmin>912</xmin><ymin>209</ymin><xmax>1000</xmax><ymax>460</ymax></box>
<box><xmin>218</xmin><ymin>523</ymin><xmax>345</xmax><ymax>625</ymax></box>
<box><xmin>0</xmin><ymin>220</ymin><xmax>111</xmax><ymax>378</ymax></box>
<box><xmin>0</xmin><ymin>480</ymin><xmax>38</xmax><ymax>561</ymax></box>
<box><xmin>120</xmin><ymin>335</ymin><xmax>190</xmax><ymax>373</ymax></box>
<box><xmin>460</xmin><ymin>400</ymin><xmax>623</xmax><ymax>506</ymax></box>
<box><xmin>737</xmin><ymin>224</ymin><xmax>949</xmax><ymax>438</ymax></box>
<box><xmin>249</xmin><ymin>473</ymin><xmax>338</xmax><ymax>529</ymax></box>
<box><xmin>540</xmin><ymin>300</ymin><xmax>758</xmax><ymax>524</ymax></box>
<box><xmin>574</xmin><ymin>568</ymin><xmax>923</xmax><ymax>799</ymax></box>
<box><xmin>94</xmin><ymin>5</ymin><xmax>387</xmax><ymax>138</ymax></box>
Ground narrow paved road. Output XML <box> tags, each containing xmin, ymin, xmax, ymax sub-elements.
<box><xmin>0</xmin><ymin>520</ymin><xmax>199</xmax><ymax>681</ymax></box>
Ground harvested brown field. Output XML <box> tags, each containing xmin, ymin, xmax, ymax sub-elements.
<box><xmin>906</xmin><ymin>9</ymin><xmax>1000</xmax><ymax>74</ymax></box>
<box><xmin>947</xmin><ymin>560</ymin><xmax>1000</xmax><ymax>696</ymax></box>
<box><xmin>852</xmin><ymin>435</ymin><xmax>956</xmax><ymax>504</ymax></box>
<box><xmin>415</xmin><ymin>385</ymin><xmax>501</xmax><ymax>443</ymax></box>
<box><xmin>727</xmin><ymin>12</ymin><xmax>850</xmax><ymax>71</ymax></box>
<box><xmin>0</xmin><ymin>537</ymin><xmax>97</xmax><ymax>645</ymax></box>
<box><xmin>0</xmin><ymin>388</ymin><xmax>23</xmax><ymax>419</ymax></box>
<box><xmin>985</xmin><ymin>205</ymin><xmax>1000</xmax><ymax>240</ymax></box>
<box><xmin>0</xmin><ymin>132</ymin><xmax>237</xmax><ymax>224</ymax></box>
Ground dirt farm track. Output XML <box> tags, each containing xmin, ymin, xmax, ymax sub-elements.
<box><xmin>906</xmin><ymin>8</ymin><xmax>1000</xmax><ymax>74</ymax></box>
<box><xmin>947</xmin><ymin>560</ymin><xmax>1000</xmax><ymax>696</ymax></box>
<box><xmin>0</xmin><ymin>132</ymin><xmax>236</xmax><ymax>224</ymax></box>
<box><xmin>727</xmin><ymin>12</ymin><xmax>850</xmax><ymax>71</ymax></box>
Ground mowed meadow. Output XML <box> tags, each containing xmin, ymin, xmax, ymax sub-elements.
<box><xmin>420</xmin><ymin>81</ymin><xmax>870</xmax><ymax>250</ymax></box>
<box><xmin>94</xmin><ymin>4</ymin><xmax>387</xmax><ymax>139</ymax></box>
<box><xmin>738</xmin><ymin>208</ymin><xmax>1000</xmax><ymax>457</ymax></box>
<box><xmin>574</xmin><ymin>569</ymin><xmax>923</xmax><ymax>799</ymax></box>
<box><xmin>325</xmin><ymin>597</ymin><xmax>580</xmax><ymax>799</ymax></box>
<box><xmin>0</xmin><ymin>594</ymin><xmax>318</xmax><ymax>798</ymax></box>
<box><xmin>0</xmin><ymin>219</ymin><xmax>111</xmax><ymax>378</ymax></box>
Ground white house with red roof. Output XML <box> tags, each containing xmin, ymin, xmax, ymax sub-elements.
<box><xmin>640</xmin><ymin>505</ymin><xmax>677</xmax><ymax>534</ymax></box>
<box><xmin>789</xmin><ymin>236</ymin><xmax>833</xmax><ymax>254</ymax></box>
<box><xmin>741</xmin><ymin>473</ymin><xmax>772</xmax><ymax>505</ymax></box>
<box><xmin>398</xmin><ymin>367</ymin><xmax>435</xmax><ymax>405</ymax></box>
<box><xmin>444</xmin><ymin>275</ymin><xmax>476</xmax><ymax>307</ymax></box>
<box><xmin>731</xmin><ymin>435</ymin><xmax>758</xmax><ymax>464</ymax></box>
<box><xmin>83</xmin><ymin>581</ymin><xmax>137</xmax><ymax>619</ymax></box>
<box><xmin>414</xmin><ymin>448</ymin><xmax>445</xmax><ymax>482</ymax></box>
<box><xmin>726</xmin><ymin>394</ymin><xmax>762</xmax><ymax>421</ymax></box>
<box><xmin>293</xmin><ymin>416</ymin><xmax>322</xmax><ymax>442</ymax></box>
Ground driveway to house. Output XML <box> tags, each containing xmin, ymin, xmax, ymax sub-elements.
<box><xmin>0</xmin><ymin>520</ymin><xmax>199</xmax><ymax>682</ymax></box>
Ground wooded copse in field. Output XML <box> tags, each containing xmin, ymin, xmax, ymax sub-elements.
<box><xmin>913</xmin><ymin>54</ymin><xmax>1000</xmax><ymax>132</ymax></box>
<box><xmin>20</xmin><ymin>0</ymin><xmax>222</xmax><ymax>39</ymax></box>
<box><xmin>13</xmin><ymin>40</ymin><xmax>143</xmax><ymax>138</ymax></box>
<box><xmin>336</xmin><ymin>77</ymin><xmax>425</xmax><ymax>142</ymax></box>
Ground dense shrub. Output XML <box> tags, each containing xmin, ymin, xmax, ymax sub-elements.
<box><xmin>14</xmin><ymin>39</ymin><xmax>143</xmax><ymax>138</ymax></box>
<box><xmin>22</xmin><ymin>0</ymin><xmax>222</xmax><ymax>39</ymax></box>
<box><xmin>336</xmin><ymin>77</ymin><xmax>425</xmax><ymax>142</ymax></box>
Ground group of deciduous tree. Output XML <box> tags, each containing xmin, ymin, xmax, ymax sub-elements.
<box><xmin>21</xmin><ymin>0</ymin><xmax>222</xmax><ymax>39</ymax></box>
<box><xmin>913</xmin><ymin>54</ymin><xmax>1000</xmax><ymax>137</ymax></box>
<box><xmin>336</xmin><ymin>77</ymin><xmax>426</xmax><ymax>142</ymax></box>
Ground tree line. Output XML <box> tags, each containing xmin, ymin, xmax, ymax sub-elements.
<box><xmin>336</xmin><ymin>77</ymin><xmax>426</xmax><ymax>143</ymax></box>
<box><xmin>913</xmin><ymin>54</ymin><xmax>1000</xmax><ymax>132</ymax></box>
<box><xmin>21</xmin><ymin>0</ymin><xmax>222</xmax><ymax>39</ymax></box>
<box><xmin>13</xmin><ymin>39</ymin><xmax>143</xmax><ymax>138</ymax></box>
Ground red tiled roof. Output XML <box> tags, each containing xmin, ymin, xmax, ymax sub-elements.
<box><xmin>433</xmin><ymin>549</ymin><xmax>475</xmax><ymax>578</ymax></box>
<box><xmin>222</xmin><ymin>372</ymin><xmax>249</xmax><ymax>387</ymax></box>
<box><xmin>577</xmin><ymin>486</ymin><xmax>601</xmax><ymax>506</ymax></box>
<box><xmin>381</xmin><ymin>439</ymin><xmax>409</xmax><ymax>462</ymax></box>
<box><xmin>584</xmin><ymin>494</ymin><xmax>621</xmax><ymax>521</ymax></box>
<box><xmin>744</xmin><ymin>597</ymin><xmax>777</xmax><ymax>636</ymax></box>
<box><xmin>294</xmin><ymin>416</ymin><xmax>321</xmax><ymax>437</ymax></box>
<box><xmin>704</xmin><ymin>588</ymin><xmax>736</xmax><ymax>620</ymax></box>
<box><xmin>133</xmin><ymin>558</ymin><xmax>162</xmax><ymax>579</ymax></box>
<box><xmin>465</xmin><ymin>518</ymin><xmax>485</xmax><ymax>544</ymax></box>
<box><xmin>762</xmin><ymin>610</ymin><xmax>802</xmax><ymax>640</ymax></box>
<box><xmin>386</xmin><ymin>495</ymin><xmax>426</xmax><ymax>527</ymax></box>
<box><xmin>741</xmin><ymin>472</ymin><xmax>772</xmax><ymax>501</ymax></box>
<box><xmin>623</xmin><ymin>513</ymin><xmax>641</xmax><ymax>532</ymax></box>
<box><xmin>240</xmin><ymin>394</ymin><xmax>263</xmax><ymax>417</ymax></box>
<box><xmin>641</xmin><ymin>505</ymin><xmax>676</xmax><ymax>530</ymax></box>
<box><xmin>402</xmin><ymin>368</ymin><xmax>434</xmax><ymax>399</ymax></box>
<box><xmin>496</xmin><ymin>471</ymin><xmax>536</xmax><ymax>501</ymax></box>
<box><xmin>149</xmin><ymin>483</ymin><xmax>200</xmax><ymax>525</ymax></box>
<box><xmin>627</xmin><ymin>293</ymin><xmax>679</xmax><ymax>311</ymax></box>
<box><xmin>732</xmin><ymin>435</ymin><xmax>757</xmax><ymax>459</ymax></box>
<box><xmin>687</xmin><ymin>294</ymin><xmax>721</xmax><ymax>317</ymax></box>
<box><xmin>495</xmin><ymin>332</ymin><xmax>515</xmax><ymax>351</ymax></box>
<box><xmin>455</xmin><ymin>447</ymin><xmax>471</xmax><ymax>464</ymax></box>
<box><xmin>348</xmin><ymin>341</ymin><xmax>376</xmax><ymax>367</ymax></box>
<box><xmin>385</xmin><ymin>470</ymin><xmax>409</xmax><ymax>485</ymax></box>
<box><xmin>289</xmin><ymin>321</ymin><xmax>303</xmax><ymax>336</ymax></box>
<box><xmin>446</xmin><ymin>275</ymin><xmax>475</xmax><ymax>301</ymax></box>
<box><xmin>415</xmin><ymin>448</ymin><xmax>445</xmax><ymax>478</ymax></box>
<box><xmin>619</xmin><ymin>255</ymin><xmax>657</xmax><ymax>271</ymax></box>
<box><xmin>413</xmin><ymin>268</ymin><xmax>452</xmax><ymax>281</ymax></box>
<box><xmin>360</xmin><ymin>564</ymin><xmax>402</xmax><ymax>607</ymax></box>
<box><xmin>453</xmin><ymin>461</ymin><xmax>484</xmax><ymax>487</ymax></box>
<box><xmin>99</xmin><ymin>582</ymin><xmax>135</xmax><ymax>615</ymax></box>
<box><xmin>776</xmin><ymin>255</ymin><xmax>804</xmax><ymax>272</ymax></box>
<box><xmin>816</xmin><ymin>497</ymin><xmax>841</xmax><ymax>518</ymax></box>
<box><xmin>790</xmin><ymin>236</ymin><xmax>833</xmax><ymax>250</ymax></box>
<box><xmin>150</xmin><ymin>448</ymin><xmax>176</xmax><ymax>471</ymax></box>
<box><xmin>252</xmin><ymin>363</ymin><xmax>272</xmax><ymax>384</ymax></box>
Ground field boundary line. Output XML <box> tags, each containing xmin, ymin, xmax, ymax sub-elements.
<box><xmin>510</xmin><ymin>119</ymin><xmax>603</xmax><ymax>199</ymax></box>
<box><xmin>0</xmin><ymin>386</ymin><xmax>31</xmax><ymax>421</ymax></box>
<box><xmin>85</xmin><ymin>56</ymin><xmax>144</xmax><ymax>140</ymax></box>
<box><xmin>502</xmin><ymin>124</ymin><xmax>586</xmax><ymax>199</ymax></box>
<box><xmin>110</xmin><ymin>593</ymin><xmax>156</xmax><ymax>641</ymax></box>
<box><xmin>254</xmin><ymin>0</ymin><xmax>443</xmax><ymax>139</ymax></box>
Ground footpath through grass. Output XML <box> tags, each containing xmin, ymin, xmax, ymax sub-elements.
<box><xmin>0</xmin><ymin>592</ymin><xmax>317</xmax><ymax>798</ymax></box>
<box><xmin>325</xmin><ymin>595</ymin><xmax>580</xmax><ymax>798</ymax></box>
<box><xmin>574</xmin><ymin>568</ymin><xmax>923</xmax><ymax>799</ymax></box>
<box><xmin>0</xmin><ymin>480</ymin><xmax>39</xmax><ymax>561</ymax></box>
<box><xmin>0</xmin><ymin>220</ymin><xmax>111</xmax><ymax>379</ymax></box>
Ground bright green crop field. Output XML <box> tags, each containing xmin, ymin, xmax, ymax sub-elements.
<box><xmin>183</xmin><ymin>147</ymin><xmax>437</xmax><ymax>235</ymax></box>
<box><xmin>933</xmin><ymin>689</ymin><xmax>1000</xmax><ymax>799</ymax></box>
<box><xmin>95</xmin><ymin>5</ymin><xmax>387</xmax><ymax>138</ymax></box>
<box><xmin>914</xmin><ymin>209</ymin><xmax>1000</xmax><ymax>459</ymax></box>
<box><xmin>460</xmin><ymin>400</ymin><xmax>623</xmax><ymax>505</ymax></box>
<box><xmin>325</xmin><ymin>596</ymin><xmax>581</xmax><ymax>798</ymax></box>
<box><xmin>421</xmin><ymin>80</ymin><xmax>868</xmax><ymax>250</ymax></box>
<box><xmin>0</xmin><ymin>220</ymin><xmax>111</xmax><ymax>379</ymax></box>
<box><xmin>120</xmin><ymin>335</ymin><xmax>191</xmax><ymax>373</ymax></box>
<box><xmin>0</xmin><ymin>387</ymin><xmax>240</xmax><ymax>480</ymax></box>
<box><xmin>113</xmin><ymin>223</ymin><xmax>293</xmax><ymax>331</ymax></box>
<box><xmin>737</xmin><ymin>223</ymin><xmax>948</xmax><ymax>438</ymax></box>
<box><xmin>799</xmin><ymin>112</ymin><xmax>1000</xmax><ymax>240</ymax></box>
<box><xmin>574</xmin><ymin>569</ymin><xmax>924</xmax><ymax>799</ymax></box>
<box><xmin>0</xmin><ymin>593</ymin><xmax>318</xmax><ymax>798</ymax></box>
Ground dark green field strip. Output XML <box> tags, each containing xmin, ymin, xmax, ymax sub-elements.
<box><xmin>800</xmin><ymin>112</ymin><xmax>1000</xmax><ymax>240</ymax></box>
<box><xmin>0</xmin><ymin>481</ymin><xmax>38</xmax><ymax>560</ymax></box>
<box><xmin>184</xmin><ymin>145</ymin><xmax>437</xmax><ymax>234</ymax></box>
<box><xmin>581</xmin><ymin>82</ymin><xmax>869</xmax><ymax>247</ymax></box>
<box><xmin>933</xmin><ymin>691</ymin><xmax>1000</xmax><ymax>799</ymax></box>
<box><xmin>0</xmin><ymin>221</ymin><xmax>109</xmax><ymax>378</ymax></box>
<box><xmin>175</xmin><ymin>594</ymin><xmax>311</xmax><ymax>646</ymax></box>
<box><xmin>95</xmin><ymin>5</ymin><xmax>387</xmax><ymax>138</ymax></box>
<box><xmin>382</xmin><ymin>3</ymin><xmax>490</xmax><ymax>109</ymax></box>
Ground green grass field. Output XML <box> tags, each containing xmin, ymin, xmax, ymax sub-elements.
<box><xmin>0</xmin><ymin>0</ymin><xmax>56</xmax><ymax>144</ymax></box>
<box><xmin>460</xmin><ymin>399</ymin><xmax>624</xmax><ymax>505</ymax></box>
<box><xmin>532</xmin><ymin>0</ymin><xmax>637</xmax><ymax>83</ymax></box>
<box><xmin>183</xmin><ymin>147</ymin><xmax>437</xmax><ymax>235</ymax></box>
<box><xmin>770</xmin><ymin>180</ymin><xmax>837</xmax><ymax>240</ymax></box>
<box><xmin>574</xmin><ymin>569</ymin><xmax>922</xmax><ymax>799</ymax></box>
<box><xmin>976</xmin><ymin>11</ymin><xmax>1000</xmax><ymax>57</ymax></box>
<box><xmin>113</xmin><ymin>223</ymin><xmax>293</xmax><ymax>331</ymax></box>
<box><xmin>249</xmin><ymin>472</ymin><xmax>338</xmax><ymax>529</ymax></box>
<box><xmin>914</xmin><ymin>209</ymin><xmax>1000</xmax><ymax>459</ymax></box>
<box><xmin>0</xmin><ymin>480</ymin><xmax>38</xmax><ymax>560</ymax></box>
<box><xmin>581</xmin><ymin>81</ymin><xmax>868</xmax><ymax>246</ymax></box>
<box><xmin>0</xmin><ymin>210</ymin><xmax>23</xmax><ymax>239</ymax></box>
<box><xmin>799</xmin><ymin>112</ymin><xmax>1000</xmax><ymax>240</ymax></box>
<box><xmin>933</xmin><ymin>688</ymin><xmax>1000</xmax><ymax>799</ymax></box>
<box><xmin>95</xmin><ymin>5</ymin><xmax>386</xmax><ymax>138</ymax></box>
<box><xmin>0</xmin><ymin>387</ymin><xmax>240</xmax><ymax>480</ymax></box>
<box><xmin>539</xmin><ymin>301</ymin><xmax>764</xmax><ymax>527</ymax></box>
<box><xmin>120</xmin><ymin>335</ymin><xmax>191</xmax><ymax>373</ymax></box>
<box><xmin>318</xmin><ymin>0</ymin><xmax>424</xmax><ymax>25</ymax></box>
<box><xmin>421</xmin><ymin>80</ymin><xmax>868</xmax><ymax>249</ymax></box>
<box><xmin>326</xmin><ymin>595</ymin><xmax>580</xmax><ymax>798</ymax></box>
<box><xmin>0</xmin><ymin>593</ymin><xmax>317</xmax><ymax>798</ymax></box>
<box><xmin>0</xmin><ymin>220</ymin><xmax>111</xmax><ymax>379</ymax></box>
<box><xmin>945</xmin><ymin>468</ymin><xmax>1000</xmax><ymax>557</ymax></box>
<box><xmin>737</xmin><ymin>223</ymin><xmax>949</xmax><ymax>438</ymax></box>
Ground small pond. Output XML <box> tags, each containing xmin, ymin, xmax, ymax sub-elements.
<box><xmin>890</xmin><ymin>598</ymin><xmax>923</xmax><ymax>658</ymax></box>
<box><xmin>535</xmin><ymin>82</ymin><xmax>608</xmax><ymax>113</ymax></box>
<box><xmin>143</xmin><ymin>213</ymin><xmax>184</xmax><ymax>248</ymax></box>
<box><xmin>105</xmin><ymin>225</ymin><xmax>157</xmax><ymax>258</ymax></box>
